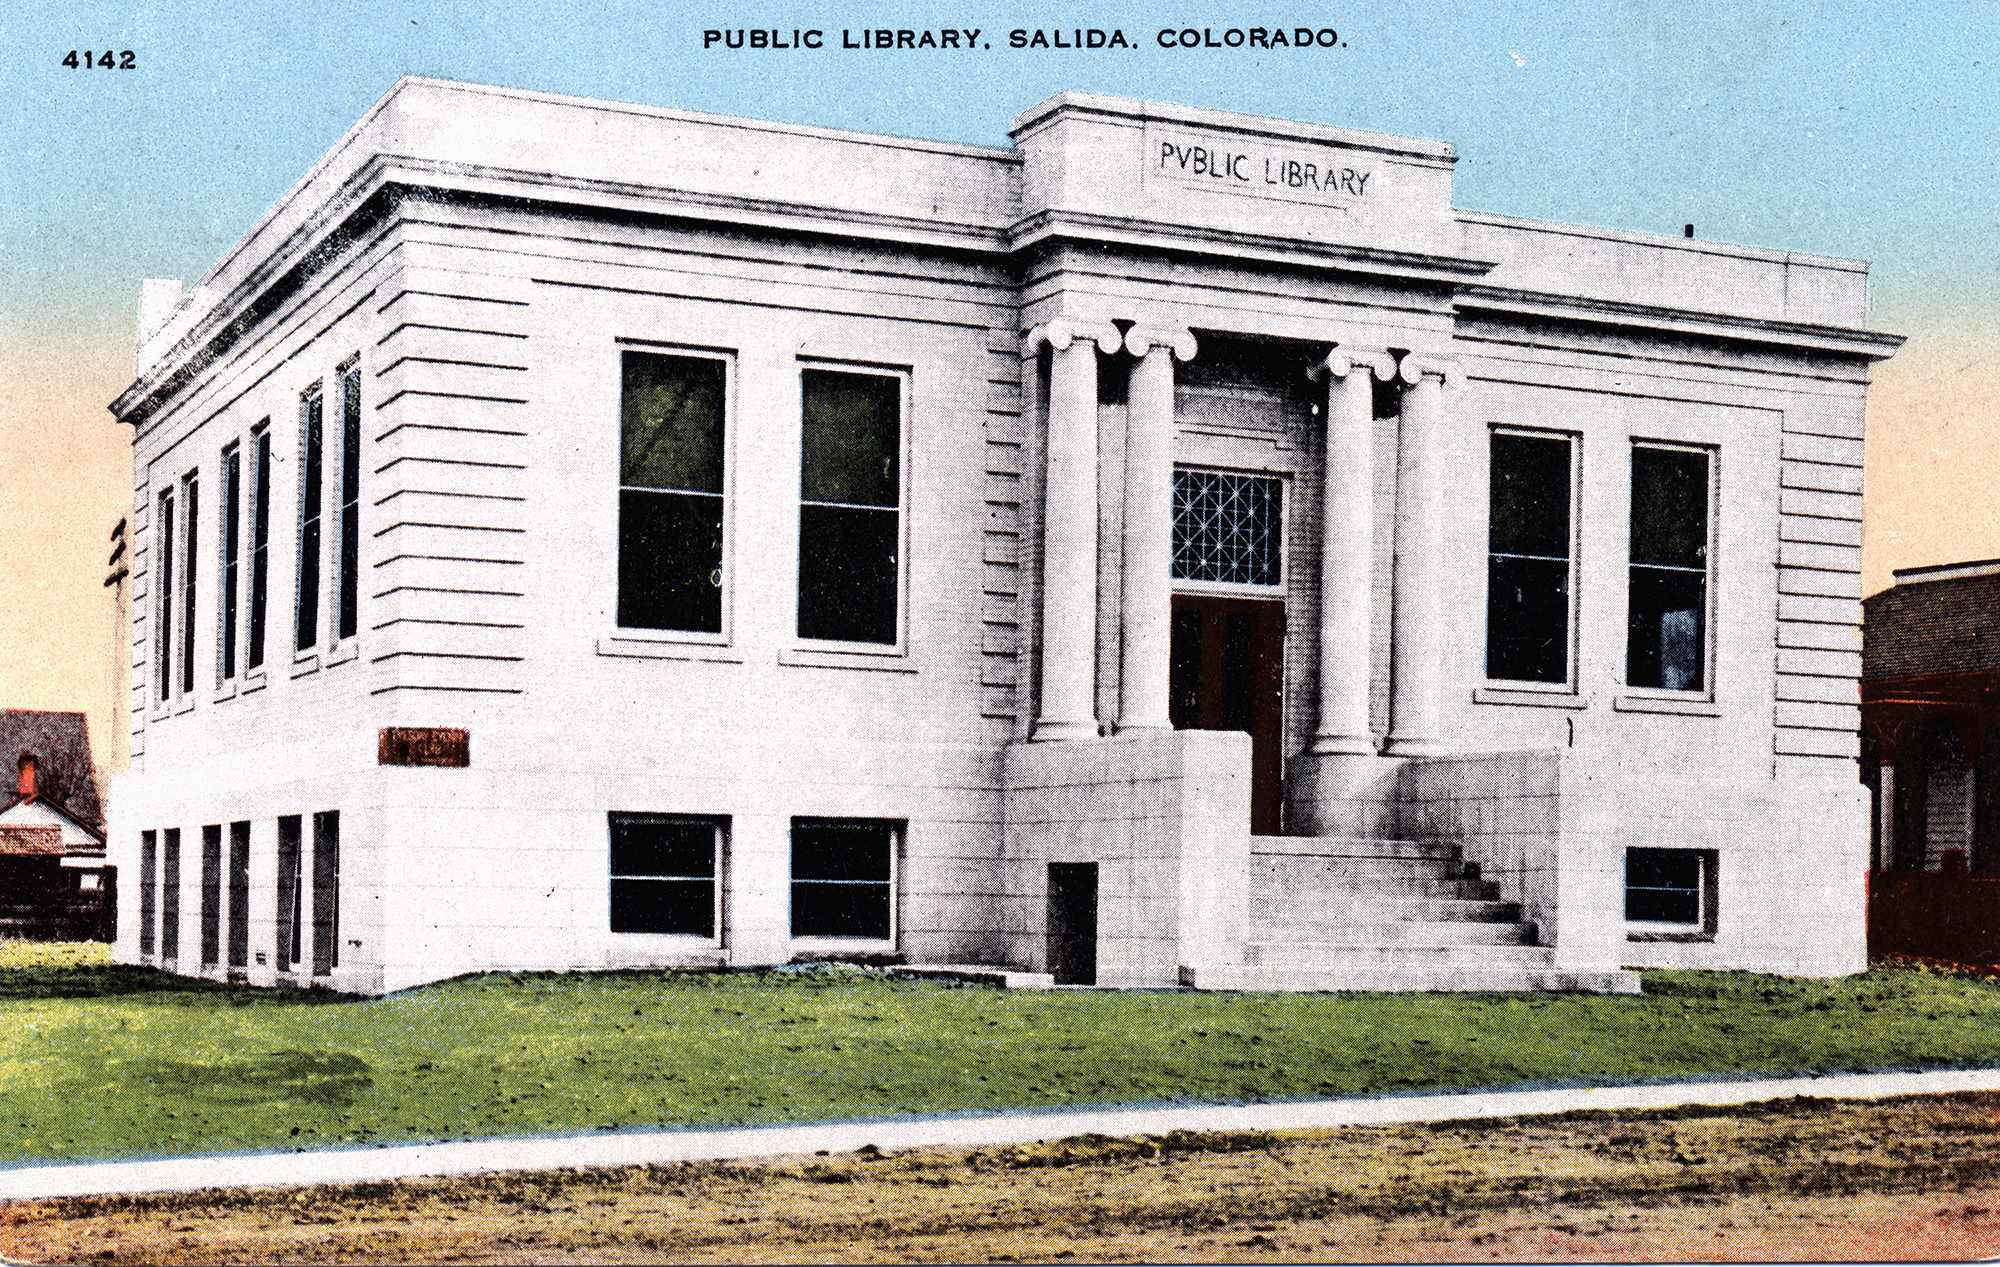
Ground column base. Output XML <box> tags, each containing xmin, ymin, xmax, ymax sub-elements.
<box><xmin>1382</xmin><ymin>736</ymin><xmax>1449</xmax><ymax>757</ymax></box>
<box><xmin>1031</xmin><ymin>719</ymin><xmax>1101</xmax><ymax>742</ymax></box>
<box><xmin>1285</xmin><ymin>751</ymin><xmax>1405</xmax><ymax>837</ymax></box>
<box><xmin>1308</xmin><ymin>733</ymin><xmax>1378</xmax><ymax>756</ymax></box>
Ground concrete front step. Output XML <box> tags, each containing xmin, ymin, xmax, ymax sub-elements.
<box><xmin>1252</xmin><ymin>835</ymin><xmax>1462</xmax><ymax>861</ymax></box>
<box><xmin>1250</xmin><ymin>918</ymin><xmax>1539</xmax><ymax>946</ymax></box>
<box><xmin>1257</xmin><ymin>854</ymin><xmax>1487</xmax><ymax>882</ymax></box>
<box><xmin>1185</xmin><ymin>962</ymin><xmax>1644</xmax><ymax>995</ymax></box>
<box><xmin>1241</xmin><ymin>941</ymin><xmax>1559</xmax><ymax>969</ymax></box>
<box><xmin>1253</xmin><ymin>896</ymin><xmax>1525</xmax><ymax>925</ymax></box>
<box><xmin>1255</xmin><ymin>870</ymin><xmax>1503</xmax><ymax>902</ymax></box>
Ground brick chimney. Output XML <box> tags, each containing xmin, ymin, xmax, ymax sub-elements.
<box><xmin>15</xmin><ymin>755</ymin><xmax>34</xmax><ymax>802</ymax></box>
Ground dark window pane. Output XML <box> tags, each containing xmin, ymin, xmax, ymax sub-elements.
<box><xmin>611</xmin><ymin>878</ymin><xmax>715</xmax><ymax>936</ymax></box>
<box><xmin>1172</xmin><ymin>471</ymin><xmax>1281</xmax><ymax>585</ymax></box>
<box><xmin>249</xmin><ymin>431</ymin><xmax>270</xmax><ymax>670</ymax></box>
<box><xmin>339</xmin><ymin>366</ymin><xmax>361</xmax><ymax>641</ymax></box>
<box><xmin>1631</xmin><ymin>447</ymin><xmax>1708</xmax><ymax>569</ymax></box>
<box><xmin>157</xmin><ymin>492</ymin><xmax>173</xmax><ymax>700</ymax></box>
<box><xmin>1169</xmin><ymin>606</ymin><xmax>1202</xmax><ymax>729</ymax></box>
<box><xmin>1489</xmin><ymin>433</ymin><xmax>1571</xmax><ymax>558</ymax></box>
<box><xmin>1487</xmin><ymin>555</ymin><xmax>1570</xmax><ymax>682</ymax></box>
<box><xmin>791</xmin><ymin>881</ymin><xmax>891</xmax><ymax>939</ymax></box>
<box><xmin>1627</xmin><ymin>566</ymin><xmax>1706</xmax><ymax>690</ymax></box>
<box><xmin>801</xmin><ymin>370</ymin><xmax>899</xmax><ymax>507</ymax></box>
<box><xmin>180</xmin><ymin>478</ymin><xmax>198</xmax><ymax>696</ymax></box>
<box><xmin>618</xmin><ymin>489</ymin><xmax>723</xmax><ymax>632</ymax></box>
<box><xmin>797</xmin><ymin>503</ymin><xmax>897</xmax><ymax>643</ymax></box>
<box><xmin>1626</xmin><ymin>848</ymin><xmax>1702</xmax><ymax>924</ymax></box>
<box><xmin>622</xmin><ymin>352</ymin><xmax>724</xmax><ymax>493</ymax></box>
<box><xmin>792</xmin><ymin>824</ymin><xmax>893</xmax><ymax>882</ymax></box>
<box><xmin>610</xmin><ymin>818</ymin><xmax>715</xmax><ymax>879</ymax></box>
<box><xmin>296</xmin><ymin>390</ymin><xmax>323</xmax><ymax>652</ymax></box>
<box><xmin>221</xmin><ymin>448</ymin><xmax>240</xmax><ymax>680</ymax></box>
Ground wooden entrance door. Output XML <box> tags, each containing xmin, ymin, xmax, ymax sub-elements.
<box><xmin>1169</xmin><ymin>594</ymin><xmax>1285</xmax><ymax>834</ymax></box>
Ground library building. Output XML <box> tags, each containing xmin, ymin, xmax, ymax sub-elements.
<box><xmin>108</xmin><ymin>79</ymin><xmax>1899</xmax><ymax>994</ymax></box>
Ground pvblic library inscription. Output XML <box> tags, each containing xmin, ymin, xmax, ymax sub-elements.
<box><xmin>700</xmin><ymin>26</ymin><xmax>1341</xmax><ymax>51</ymax></box>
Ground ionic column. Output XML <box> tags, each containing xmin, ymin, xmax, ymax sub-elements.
<box><xmin>1309</xmin><ymin>348</ymin><xmax>1398</xmax><ymax>755</ymax></box>
<box><xmin>1384</xmin><ymin>353</ymin><xmax>1464</xmax><ymax>757</ymax></box>
<box><xmin>1030</xmin><ymin>318</ymin><xmax>1124</xmax><ymax>742</ymax></box>
<box><xmin>1118</xmin><ymin>325</ymin><xmax>1198</xmax><ymax>731</ymax></box>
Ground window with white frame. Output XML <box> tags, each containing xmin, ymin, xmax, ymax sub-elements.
<box><xmin>797</xmin><ymin>368</ymin><xmax>903</xmax><ymax>645</ymax></box>
<box><xmin>1625</xmin><ymin>846</ymin><xmax>1717</xmax><ymax>938</ymax></box>
<box><xmin>618</xmin><ymin>350</ymin><xmax>728</xmax><ymax>633</ymax></box>
<box><xmin>295</xmin><ymin>384</ymin><xmax>324</xmax><ymax>653</ymax></box>
<box><xmin>218</xmin><ymin>442</ymin><xmax>241</xmax><ymax>683</ymax></box>
<box><xmin>155</xmin><ymin>485</ymin><xmax>175</xmax><ymax>702</ymax></box>
<box><xmin>178</xmin><ymin>471</ymin><xmax>199</xmax><ymax>698</ymax></box>
<box><xmin>1626</xmin><ymin>443</ymin><xmax>1713</xmax><ymax>691</ymax></box>
<box><xmin>1171</xmin><ymin>469</ymin><xmax>1282</xmax><ymax>586</ymax></box>
<box><xmin>608</xmin><ymin>813</ymin><xmax>723</xmax><ymax>938</ymax></box>
<box><xmin>335</xmin><ymin>360</ymin><xmax>361</xmax><ymax>643</ymax></box>
<box><xmin>1486</xmin><ymin>430</ymin><xmax>1575</xmax><ymax>684</ymax></box>
<box><xmin>790</xmin><ymin>819</ymin><xmax>897</xmax><ymax>941</ymax></box>
<box><xmin>247</xmin><ymin>422</ymin><xmax>271</xmax><ymax>672</ymax></box>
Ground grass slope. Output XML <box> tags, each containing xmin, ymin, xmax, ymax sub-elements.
<box><xmin>0</xmin><ymin>958</ymin><xmax>1996</xmax><ymax>1166</ymax></box>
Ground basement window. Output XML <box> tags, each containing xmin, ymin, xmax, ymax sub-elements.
<box><xmin>609</xmin><ymin>814</ymin><xmax>722</xmax><ymax>939</ymax></box>
<box><xmin>1624</xmin><ymin>847</ymin><xmax>1718</xmax><ymax>942</ymax></box>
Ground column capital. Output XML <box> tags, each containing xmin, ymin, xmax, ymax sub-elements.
<box><xmin>1026</xmin><ymin>318</ymin><xmax>1124</xmax><ymax>356</ymax></box>
<box><xmin>1123</xmin><ymin>325</ymin><xmax>1199</xmax><ymax>361</ymax></box>
<box><xmin>1311</xmin><ymin>347</ymin><xmax>1398</xmax><ymax>382</ymax></box>
<box><xmin>1397</xmin><ymin>352</ymin><xmax>1466</xmax><ymax>389</ymax></box>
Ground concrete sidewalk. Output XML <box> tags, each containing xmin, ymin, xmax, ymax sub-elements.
<box><xmin>3</xmin><ymin>1067</ymin><xmax>1998</xmax><ymax>1202</ymax></box>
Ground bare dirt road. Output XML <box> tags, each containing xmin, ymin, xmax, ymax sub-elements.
<box><xmin>3</xmin><ymin>1092</ymin><xmax>1998</xmax><ymax>1263</ymax></box>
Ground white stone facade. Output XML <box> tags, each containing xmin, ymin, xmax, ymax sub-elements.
<box><xmin>108</xmin><ymin>80</ymin><xmax>1899</xmax><ymax>995</ymax></box>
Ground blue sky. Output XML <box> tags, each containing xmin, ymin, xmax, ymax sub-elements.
<box><xmin>5</xmin><ymin>0</ymin><xmax>1998</xmax><ymax>338</ymax></box>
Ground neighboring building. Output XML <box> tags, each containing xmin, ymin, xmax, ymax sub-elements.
<box><xmin>0</xmin><ymin>710</ymin><xmax>113</xmax><ymax>940</ymax></box>
<box><xmin>108</xmin><ymin>79</ymin><xmax>1900</xmax><ymax>996</ymax></box>
<box><xmin>1861</xmin><ymin>561</ymin><xmax>2000</xmax><ymax>964</ymax></box>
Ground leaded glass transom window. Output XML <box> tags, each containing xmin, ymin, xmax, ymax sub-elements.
<box><xmin>1171</xmin><ymin>470</ymin><xmax>1282</xmax><ymax>586</ymax></box>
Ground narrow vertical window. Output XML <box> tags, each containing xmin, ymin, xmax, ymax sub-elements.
<box><xmin>161</xmin><ymin>827</ymin><xmax>181</xmax><ymax>962</ymax></box>
<box><xmin>1486</xmin><ymin>432</ymin><xmax>1574</xmax><ymax>683</ymax></box>
<box><xmin>155</xmin><ymin>489</ymin><xmax>174</xmax><ymax>701</ymax></box>
<box><xmin>790</xmin><ymin>819</ymin><xmax>896</xmax><ymax>940</ymax></box>
<box><xmin>179</xmin><ymin>472</ymin><xmax>199</xmax><ymax>697</ymax></box>
<box><xmin>200</xmin><ymin>824</ymin><xmax>222</xmax><ymax>966</ymax></box>
<box><xmin>1627</xmin><ymin>445</ymin><xmax>1711</xmax><ymax>691</ymax></box>
<box><xmin>219</xmin><ymin>444</ymin><xmax>241</xmax><ymax>681</ymax></box>
<box><xmin>337</xmin><ymin>362</ymin><xmax>361</xmax><ymax>641</ymax></box>
<box><xmin>227</xmin><ymin>820</ymin><xmax>250</xmax><ymax>970</ymax></box>
<box><xmin>139</xmin><ymin>830</ymin><xmax>157</xmax><ymax>956</ymax></box>
<box><xmin>608</xmin><ymin>814</ymin><xmax>721</xmax><ymax>937</ymax></box>
<box><xmin>296</xmin><ymin>386</ymin><xmax>324</xmax><ymax>652</ymax></box>
<box><xmin>797</xmin><ymin>369</ymin><xmax>902</xmax><ymax>644</ymax></box>
<box><xmin>276</xmin><ymin>814</ymin><xmax>302</xmax><ymax>972</ymax></box>
<box><xmin>618</xmin><ymin>351</ymin><xmax>726</xmax><ymax>632</ymax></box>
<box><xmin>248</xmin><ymin>425</ymin><xmax>271</xmax><ymax>670</ymax></box>
<box><xmin>311</xmin><ymin>809</ymin><xmax>339</xmax><ymax>975</ymax></box>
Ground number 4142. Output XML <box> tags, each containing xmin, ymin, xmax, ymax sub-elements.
<box><xmin>64</xmin><ymin>50</ymin><xmax>137</xmax><ymax>69</ymax></box>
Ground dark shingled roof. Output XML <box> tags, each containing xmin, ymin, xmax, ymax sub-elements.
<box><xmin>0</xmin><ymin>710</ymin><xmax>102</xmax><ymax>826</ymax></box>
<box><xmin>1863</xmin><ymin>571</ymin><xmax>2000</xmax><ymax>680</ymax></box>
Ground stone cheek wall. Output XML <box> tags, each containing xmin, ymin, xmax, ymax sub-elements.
<box><xmin>1392</xmin><ymin>751</ymin><xmax>1869</xmax><ymax>978</ymax></box>
<box><xmin>1000</xmin><ymin>729</ymin><xmax>1252</xmax><ymax>988</ymax></box>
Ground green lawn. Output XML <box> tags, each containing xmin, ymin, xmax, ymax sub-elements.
<box><xmin>0</xmin><ymin>955</ymin><xmax>1996</xmax><ymax>1166</ymax></box>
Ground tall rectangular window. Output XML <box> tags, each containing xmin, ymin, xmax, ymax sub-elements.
<box><xmin>227</xmin><ymin>820</ymin><xmax>250</xmax><ymax>970</ymax></box>
<box><xmin>161</xmin><ymin>827</ymin><xmax>181</xmax><ymax>962</ymax></box>
<box><xmin>1486</xmin><ymin>431</ymin><xmax>1574</xmax><ymax>683</ymax></box>
<box><xmin>276</xmin><ymin>814</ymin><xmax>302</xmax><ymax>972</ymax></box>
<box><xmin>296</xmin><ymin>385</ymin><xmax>324</xmax><ymax>652</ymax></box>
<box><xmin>248</xmin><ymin>425</ymin><xmax>271</xmax><ymax>670</ymax></box>
<box><xmin>139</xmin><ymin>830</ymin><xmax>157</xmax><ymax>956</ymax></box>
<box><xmin>1627</xmin><ymin>444</ymin><xmax>1711</xmax><ymax>691</ymax></box>
<box><xmin>219</xmin><ymin>443</ymin><xmax>241</xmax><ymax>681</ymax></box>
<box><xmin>311</xmin><ymin>810</ymin><xmax>339</xmax><ymax>976</ymax></box>
<box><xmin>618</xmin><ymin>351</ymin><xmax>726</xmax><ymax>632</ymax></box>
<box><xmin>608</xmin><ymin>814</ymin><xmax>721</xmax><ymax>937</ymax></box>
<box><xmin>798</xmin><ymin>369</ymin><xmax>902</xmax><ymax>644</ymax></box>
<box><xmin>200</xmin><ymin>824</ymin><xmax>222</xmax><ymax>966</ymax></box>
<box><xmin>179</xmin><ymin>472</ymin><xmax>199</xmax><ymax>697</ymax></box>
<box><xmin>155</xmin><ymin>489</ymin><xmax>174</xmax><ymax>701</ymax></box>
<box><xmin>790</xmin><ymin>819</ymin><xmax>896</xmax><ymax>940</ymax></box>
<box><xmin>336</xmin><ymin>362</ymin><xmax>361</xmax><ymax>641</ymax></box>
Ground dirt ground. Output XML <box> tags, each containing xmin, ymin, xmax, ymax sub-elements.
<box><xmin>4</xmin><ymin>1092</ymin><xmax>1999</xmax><ymax>1264</ymax></box>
